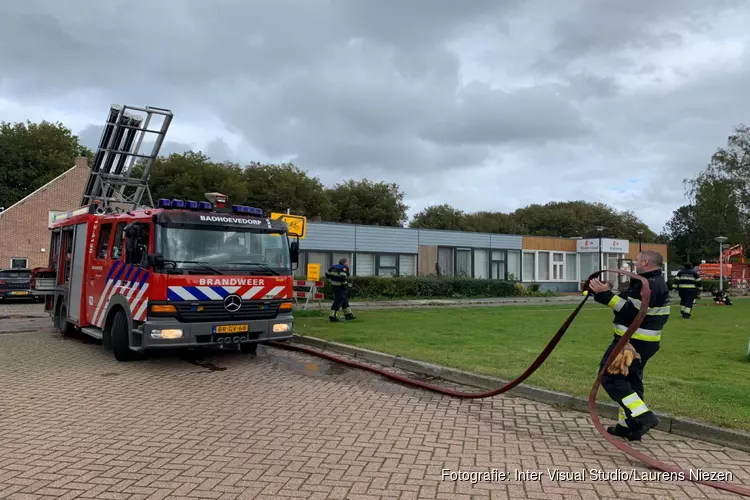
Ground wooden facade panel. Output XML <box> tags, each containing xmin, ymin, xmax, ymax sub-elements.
<box><xmin>418</xmin><ymin>245</ymin><xmax>438</xmax><ymax>275</ymax></box>
<box><xmin>626</xmin><ymin>243</ymin><xmax>668</xmax><ymax>260</ymax></box>
<box><xmin>522</xmin><ymin>236</ymin><xmax>577</xmax><ymax>252</ymax></box>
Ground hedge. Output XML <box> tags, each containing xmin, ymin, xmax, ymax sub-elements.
<box><xmin>296</xmin><ymin>275</ymin><xmax>557</xmax><ymax>300</ymax></box>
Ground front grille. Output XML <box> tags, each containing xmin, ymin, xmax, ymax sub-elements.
<box><xmin>173</xmin><ymin>301</ymin><xmax>280</xmax><ymax>323</ymax></box>
<box><xmin>2</xmin><ymin>282</ymin><xmax>29</xmax><ymax>290</ymax></box>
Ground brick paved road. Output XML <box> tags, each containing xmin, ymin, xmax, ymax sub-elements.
<box><xmin>0</xmin><ymin>302</ymin><xmax>47</xmax><ymax>318</ymax></box>
<box><xmin>1</xmin><ymin>326</ymin><xmax>749</xmax><ymax>499</ymax></box>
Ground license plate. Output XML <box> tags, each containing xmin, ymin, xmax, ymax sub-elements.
<box><xmin>213</xmin><ymin>324</ymin><xmax>249</xmax><ymax>334</ymax></box>
<box><xmin>11</xmin><ymin>291</ymin><xmax>29</xmax><ymax>295</ymax></box>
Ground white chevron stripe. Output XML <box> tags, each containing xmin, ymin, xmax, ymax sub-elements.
<box><xmin>241</xmin><ymin>286</ymin><xmax>264</xmax><ymax>299</ymax></box>
<box><xmin>171</xmin><ymin>286</ymin><xmax>197</xmax><ymax>301</ymax></box>
<box><xmin>197</xmin><ymin>286</ymin><xmax>223</xmax><ymax>300</ymax></box>
<box><xmin>224</xmin><ymin>286</ymin><xmax>240</xmax><ymax>294</ymax></box>
<box><xmin>134</xmin><ymin>297</ymin><xmax>149</xmax><ymax>321</ymax></box>
<box><xmin>263</xmin><ymin>286</ymin><xmax>285</xmax><ymax>299</ymax></box>
<box><xmin>93</xmin><ymin>273</ymin><xmax>121</xmax><ymax>326</ymax></box>
<box><xmin>94</xmin><ymin>279</ymin><xmax>123</xmax><ymax>327</ymax></box>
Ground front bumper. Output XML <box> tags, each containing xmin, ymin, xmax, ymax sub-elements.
<box><xmin>1</xmin><ymin>290</ymin><xmax>33</xmax><ymax>299</ymax></box>
<box><xmin>134</xmin><ymin>312</ymin><xmax>295</xmax><ymax>349</ymax></box>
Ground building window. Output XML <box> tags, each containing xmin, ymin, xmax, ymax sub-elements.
<box><xmin>507</xmin><ymin>250</ymin><xmax>521</xmax><ymax>281</ymax></box>
<box><xmin>377</xmin><ymin>254</ymin><xmax>398</xmax><ymax>277</ymax></box>
<box><xmin>10</xmin><ymin>258</ymin><xmax>28</xmax><ymax>269</ymax></box>
<box><xmin>398</xmin><ymin>254</ymin><xmax>417</xmax><ymax>276</ymax></box>
<box><xmin>538</xmin><ymin>252</ymin><xmax>550</xmax><ymax>280</ymax></box>
<box><xmin>306</xmin><ymin>252</ymin><xmax>330</xmax><ymax>273</ymax></box>
<box><xmin>579</xmin><ymin>253</ymin><xmax>598</xmax><ymax>281</ymax></box>
<box><xmin>456</xmin><ymin>248</ymin><xmax>472</xmax><ymax>277</ymax></box>
<box><xmin>490</xmin><ymin>250</ymin><xmax>506</xmax><ymax>280</ymax></box>
<box><xmin>355</xmin><ymin>253</ymin><xmax>375</xmax><ymax>276</ymax></box>
<box><xmin>522</xmin><ymin>252</ymin><xmax>535</xmax><ymax>281</ymax></box>
<box><xmin>437</xmin><ymin>247</ymin><xmax>453</xmax><ymax>276</ymax></box>
<box><xmin>332</xmin><ymin>252</ymin><xmax>352</xmax><ymax>267</ymax></box>
<box><xmin>552</xmin><ymin>252</ymin><xmax>564</xmax><ymax>280</ymax></box>
<box><xmin>473</xmin><ymin>249</ymin><xmax>489</xmax><ymax>279</ymax></box>
<box><xmin>565</xmin><ymin>253</ymin><xmax>577</xmax><ymax>281</ymax></box>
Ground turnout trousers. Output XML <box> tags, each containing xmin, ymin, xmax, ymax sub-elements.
<box><xmin>678</xmin><ymin>290</ymin><xmax>697</xmax><ymax>318</ymax></box>
<box><xmin>331</xmin><ymin>286</ymin><xmax>350</xmax><ymax>313</ymax></box>
<box><xmin>599</xmin><ymin>335</ymin><xmax>660</xmax><ymax>429</ymax></box>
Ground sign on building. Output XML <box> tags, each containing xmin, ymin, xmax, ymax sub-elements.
<box><xmin>577</xmin><ymin>238</ymin><xmax>629</xmax><ymax>254</ymax></box>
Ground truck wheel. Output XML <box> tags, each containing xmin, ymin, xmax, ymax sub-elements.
<box><xmin>240</xmin><ymin>342</ymin><xmax>258</xmax><ymax>355</ymax></box>
<box><xmin>111</xmin><ymin>310</ymin><xmax>136</xmax><ymax>362</ymax></box>
<box><xmin>57</xmin><ymin>304</ymin><xmax>75</xmax><ymax>336</ymax></box>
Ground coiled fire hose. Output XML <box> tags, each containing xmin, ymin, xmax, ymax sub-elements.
<box><xmin>269</xmin><ymin>269</ymin><xmax>750</xmax><ymax>497</ymax></box>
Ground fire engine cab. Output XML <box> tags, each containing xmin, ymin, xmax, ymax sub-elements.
<box><xmin>31</xmin><ymin>103</ymin><xmax>302</xmax><ymax>361</ymax></box>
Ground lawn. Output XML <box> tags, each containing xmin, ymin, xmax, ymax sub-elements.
<box><xmin>292</xmin><ymin>299</ymin><xmax>750</xmax><ymax>432</ymax></box>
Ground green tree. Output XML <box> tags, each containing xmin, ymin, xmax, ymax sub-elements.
<box><xmin>0</xmin><ymin>120</ymin><xmax>88</xmax><ymax>208</ymax></box>
<box><xmin>682</xmin><ymin>124</ymin><xmax>750</xmax><ymax>260</ymax></box>
<box><xmin>510</xmin><ymin>201</ymin><xmax>656</xmax><ymax>240</ymax></box>
<box><xmin>243</xmin><ymin>162</ymin><xmax>333</xmax><ymax>219</ymax></box>
<box><xmin>326</xmin><ymin>179</ymin><xmax>408</xmax><ymax>226</ymax></box>
<box><xmin>409</xmin><ymin>204</ymin><xmax>468</xmax><ymax>230</ymax></box>
<box><xmin>664</xmin><ymin>205</ymin><xmax>697</xmax><ymax>264</ymax></box>
<box><xmin>139</xmin><ymin>151</ymin><xmax>247</xmax><ymax>204</ymax></box>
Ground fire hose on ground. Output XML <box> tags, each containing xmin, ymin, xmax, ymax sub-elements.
<box><xmin>268</xmin><ymin>269</ymin><xmax>750</xmax><ymax>497</ymax></box>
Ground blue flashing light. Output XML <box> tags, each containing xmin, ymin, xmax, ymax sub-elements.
<box><xmin>157</xmin><ymin>198</ymin><xmax>171</xmax><ymax>208</ymax></box>
<box><xmin>185</xmin><ymin>200</ymin><xmax>198</xmax><ymax>210</ymax></box>
<box><xmin>171</xmin><ymin>199</ymin><xmax>185</xmax><ymax>209</ymax></box>
<box><xmin>232</xmin><ymin>204</ymin><xmax>243</xmax><ymax>213</ymax></box>
<box><xmin>198</xmin><ymin>201</ymin><xmax>212</xmax><ymax>211</ymax></box>
<box><xmin>246</xmin><ymin>206</ymin><xmax>264</xmax><ymax>216</ymax></box>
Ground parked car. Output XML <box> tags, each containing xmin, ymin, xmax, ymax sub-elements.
<box><xmin>0</xmin><ymin>268</ymin><xmax>39</xmax><ymax>302</ymax></box>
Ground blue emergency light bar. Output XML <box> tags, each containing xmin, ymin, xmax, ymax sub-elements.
<box><xmin>171</xmin><ymin>199</ymin><xmax>185</xmax><ymax>209</ymax></box>
<box><xmin>231</xmin><ymin>205</ymin><xmax>264</xmax><ymax>216</ymax></box>
<box><xmin>185</xmin><ymin>200</ymin><xmax>198</xmax><ymax>210</ymax></box>
<box><xmin>157</xmin><ymin>198</ymin><xmax>171</xmax><ymax>208</ymax></box>
<box><xmin>198</xmin><ymin>201</ymin><xmax>212</xmax><ymax>210</ymax></box>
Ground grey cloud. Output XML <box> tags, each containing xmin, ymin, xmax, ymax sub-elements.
<box><xmin>1</xmin><ymin>0</ymin><xmax>749</xmax><ymax>232</ymax></box>
<box><xmin>76</xmin><ymin>125</ymin><xmax>194</xmax><ymax>160</ymax></box>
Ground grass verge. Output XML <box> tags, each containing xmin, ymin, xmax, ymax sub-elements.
<box><xmin>293</xmin><ymin>300</ymin><xmax>750</xmax><ymax>432</ymax></box>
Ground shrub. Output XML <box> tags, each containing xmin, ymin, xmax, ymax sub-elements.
<box><xmin>301</xmin><ymin>275</ymin><xmax>556</xmax><ymax>300</ymax></box>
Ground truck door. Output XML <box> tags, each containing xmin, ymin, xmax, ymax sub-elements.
<box><xmin>85</xmin><ymin>222</ymin><xmax>114</xmax><ymax>325</ymax></box>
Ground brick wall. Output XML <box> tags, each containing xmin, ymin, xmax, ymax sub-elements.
<box><xmin>0</xmin><ymin>157</ymin><xmax>90</xmax><ymax>270</ymax></box>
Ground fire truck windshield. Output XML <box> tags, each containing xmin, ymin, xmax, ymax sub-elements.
<box><xmin>155</xmin><ymin>225</ymin><xmax>291</xmax><ymax>274</ymax></box>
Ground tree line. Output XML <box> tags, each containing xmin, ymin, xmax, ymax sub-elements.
<box><xmin>1</xmin><ymin>118</ymin><xmax>747</xmax><ymax>264</ymax></box>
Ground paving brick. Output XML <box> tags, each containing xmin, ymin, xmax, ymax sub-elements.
<box><xmin>0</xmin><ymin>332</ymin><xmax>749</xmax><ymax>499</ymax></box>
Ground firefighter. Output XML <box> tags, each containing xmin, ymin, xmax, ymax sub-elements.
<box><xmin>712</xmin><ymin>288</ymin><xmax>733</xmax><ymax>306</ymax></box>
<box><xmin>586</xmin><ymin>250</ymin><xmax>669</xmax><ymax>442</ymax></box>
<box><xmin>673</xmin><ymin>262</ymin><xmax>702</xmax><ymax>319</ymax></box>
<box><xmin>325</xmin><ymin>258</ymin><xmax>356</xmax><ymax>322</ymax></box>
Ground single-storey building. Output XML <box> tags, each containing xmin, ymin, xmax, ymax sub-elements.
<box><xmin>296</xmin><ymin>221</ymin><xmax>669</xmax><ymax>292</ymax></box>
<box><xmin>0</xmin><ymin>157</ymin><xmax>90</xmax><ymax>270</ymax></box>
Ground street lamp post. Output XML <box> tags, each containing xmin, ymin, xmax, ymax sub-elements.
<box><xmin>715</xmin><ymin>236</ymin><xmax>728</xmax><ymax>292</ymax></box>
<box><xmin>636</xmin><ymin>229</ymin><xmax>644</xmax><ymax>252</ymax></box>
<box><xmin>595</xmin><ymin>226</ymin><xmax>605</xmax><ymax>278</ymax></box>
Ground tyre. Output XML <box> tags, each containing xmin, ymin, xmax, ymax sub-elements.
<box><xmin>57</xmin><ymin>304</ymin><xmax>75</xmax><ymax>336</ymax></box>
<box><xmin>240</xmin><ymin>342</ymin><xmax>258</xmax><ymax>355</ymax></box>
<box><xmin>111</xmin><ymin>310</ymin><xmax>136</xmax><ymax>362</ymax></box>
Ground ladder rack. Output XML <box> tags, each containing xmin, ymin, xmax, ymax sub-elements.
<box><xmin>80</xmin><ymin>104</ymin><xmax>173</xmax><ymax>211</ymax></box>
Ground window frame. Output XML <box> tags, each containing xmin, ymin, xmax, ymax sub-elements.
<box><xmin>10</xmin><ymin>257</ymin><xmax>28</xmax><ymax>269</ymax></box>
<box><xmin>523</xmin><ymin>250</ymin><xmax>580</xmax><ymax>282</ymax></box>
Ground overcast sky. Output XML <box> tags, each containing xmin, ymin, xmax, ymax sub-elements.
<box><xmin>2</xmin><ymin>0</ymin><xmax>749</xmax><ymax>233</ymax></box>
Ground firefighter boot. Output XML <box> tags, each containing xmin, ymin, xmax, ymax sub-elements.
<box><xmin>627</xmin><ymin>411</ymin><xmax>660</xmax><ymax>442</ymax></box>
<box><xmin>343</xmin><ymin>307</ymin><xmax>356</xmax><ymax>320</ymax></box>
<box><xmin>607</xmin><ymin>408</ymin><xmax>630</xmax><ymax>438</ymax></box>
<box><xmin>329</xmin><ymin>311</ymin><xmax>340</xmax><ymax>322</ymax></box>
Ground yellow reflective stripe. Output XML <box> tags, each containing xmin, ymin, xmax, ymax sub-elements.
<box><xmin>618</xmin><ymin>407</ymin><xmax>628</xmax><ymax>427</ymax></box>
<box><xmin>608</xmin><ymin>296</ymin><xmax>625</xmax><ymax>312</ymax></box>
<box><xmin>679</xmin><ymin>275</ymin><xmax>696</xmax><ymax>281</ymax></box>
<box><xmin>622</xmin><ymin>393</ymin><xmax>649</xmax><ymax>417</ymax></box>
<box><xmin>625</xmin><ymin>298</ymin><xmax>669</xmax><ymax>315</ymax></box>
<box><xmin>614</xmin><ymin>324</ymin><xmax>661</xmax><ymax>342</ymax></box>
<box><xmin>678</xmin><ymin>284</ymin><xmax>696</xmax><ymax>288</ymax></box>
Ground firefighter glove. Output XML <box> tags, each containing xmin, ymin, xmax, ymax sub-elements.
<box><xmin>606</xmin><ymin>342</ymin><xmax>640</xmax><ymax>376</ymax></box>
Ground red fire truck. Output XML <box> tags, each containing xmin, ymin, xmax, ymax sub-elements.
<box><xmin>30</xmin><ymin>103</ymin><xmax>302</xmax><ymax>361</ymax></box>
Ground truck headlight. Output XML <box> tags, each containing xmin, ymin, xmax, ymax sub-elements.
<box><xmin>150</xmin><ymin>329</ymin><xmax>184</xmax><ymax>339</ymax></box>
<box><xmin>272</xmin><ymin>323</ymin><xmax>293</xmax><ymax>333</ymax></box>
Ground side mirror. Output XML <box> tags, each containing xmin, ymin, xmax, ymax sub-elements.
<box><xmin>290</xmin><ymin>241</ymin><xmax>299</xmax><ymax>264</ymax></box>
<box><xmin>147</xmin><ymin>253</ymin><xmax>164</xmax><ymax>268</ymax></box>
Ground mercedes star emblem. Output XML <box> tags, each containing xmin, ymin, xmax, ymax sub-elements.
<box><xmin>223</xmin><ymin>294</ymin><xmax>242</xmax><ymax>312</ymax></box>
